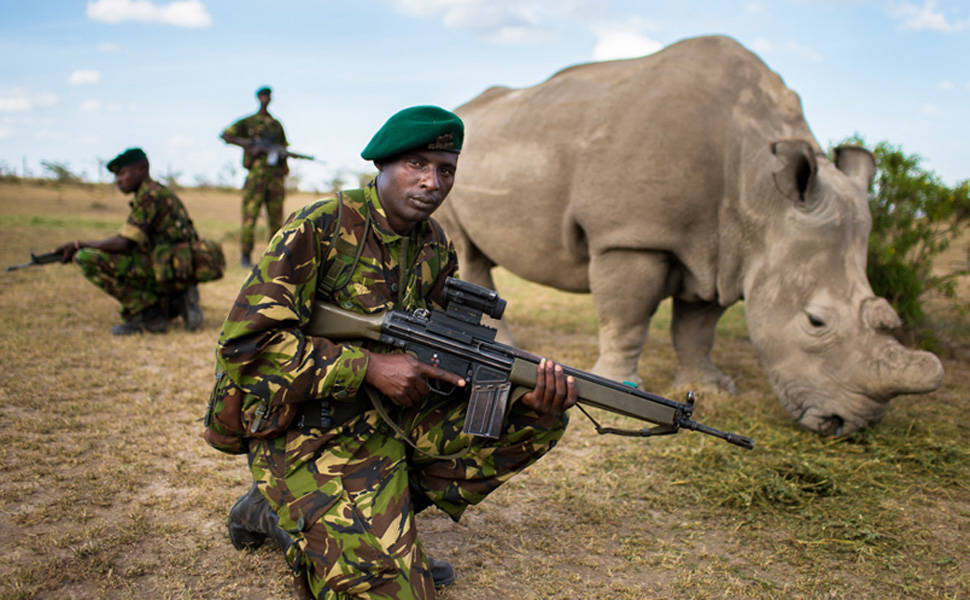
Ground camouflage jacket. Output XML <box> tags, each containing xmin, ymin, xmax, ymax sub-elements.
<box><xmin>216</xmin><ymin>179</ymin><xmax>459</xmax><ymax>410</ymax></box>
<box><xmin>118</xmin><ymin>178</ymin><xmax>199</xmax><ymax>249</ymax></box>
<box><xmin>222</xmin><ymin>112</ymin><xmax>288</xmax><ymax>172</ymax></box>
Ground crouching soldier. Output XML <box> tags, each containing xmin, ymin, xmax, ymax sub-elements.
<box><xmin>54</xmin><ymin>147</ymin><xmax>225</xmax><ymax>335</ymax></box>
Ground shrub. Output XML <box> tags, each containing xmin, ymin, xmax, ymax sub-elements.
<box><xmin>839</xmin><ymin>137</ymin><xmax>970</xmax><ymax>346</ymax></box>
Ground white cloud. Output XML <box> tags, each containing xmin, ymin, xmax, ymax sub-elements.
<box><xmin>750</xmin><ymin>37</ymin><xmax>774</xmax><ymax>55</ymax></box>
<box><xmin>68</xmin><ymin>70</ymin><xmax>102</xmax><ymax>86</ymax></box>
<box><xmin>388</xmin><ymin>0</ymin><xmax>595</xmax><ymax>43</ymax></box>
<box><xmin>921</xmin><ymin>103</ymin><xmax>940</xmax><ymax>115</ymax></box>
<box><xmin>97</xmin><ymin>41</ymin><xmax>122</xmax><ymax>52</ymax></box>
<box><xmin>86</xmin><ymin>0</ymin><xmax>212</xmax><ymax>28</ymax></box>
<box><xmin>80</xmin><ymin>100</ymin><xmax>102</xmax><ymax>112</ymax></box>
<box><xmin>891</xmin><ymin>0</ymin><xmax>970</xmax><ymax>32</ymax></box>
<box><xmin>590</xmin><ymin>15</ymin><xmax>662</xmax><ymax>61</ymax></box>
<box><xmin>938</xmin><ymin>80</ymin><xmax>955</xmax><ymax>90</ymax></box>
<box><xmin>592</xmin><ymin>30</ymin><xmax>662</xmax><ymax>61</ymax></box>
<box><xmin>786</xmin><ymin>40</ymin><xmax>823</xmax><ymax>63</ymax></box>
<box><xmin>0</xmin><ymin>89</ymin><xmax>58</xmax><ymax>112</ymax></box>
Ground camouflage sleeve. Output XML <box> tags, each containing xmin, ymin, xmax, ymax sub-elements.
<box><xmin>222</xmin><ymin>115</ymin><xmax>250</xmax><ymax>139</ymax></box>
<box><xmin>216</xmin><ymin>202</ymin><xmax>369</xmax><ymax>406</ymax></box>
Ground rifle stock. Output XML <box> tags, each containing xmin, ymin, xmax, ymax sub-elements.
<box><xmin>308</xmin><ymin>279</ymin><xmax>753</xmax><ymax>450</ymax></box>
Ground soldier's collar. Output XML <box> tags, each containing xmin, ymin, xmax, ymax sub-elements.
<box><xmin>364</xmin><ymin>180</ymin><xmax>429</xmax><ymax>243</ymax></box>
<box><xmin>130</xmin><ymin>176</ymin><xmax>156</xmax><ymax>203</ymax></box>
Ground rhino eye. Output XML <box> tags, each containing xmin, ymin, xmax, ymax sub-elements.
<box><xmin>807</xmin><ymin>313</ymin><xmax>826</xmax><ymax>328</ymax></box>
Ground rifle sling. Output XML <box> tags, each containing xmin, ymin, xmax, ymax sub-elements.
<box><xmin>363</xmin><ymin>385</ymin><xmax>469</xmax><ymax>461</ymax></box>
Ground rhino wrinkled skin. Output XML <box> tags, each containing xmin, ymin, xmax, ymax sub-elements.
<box><xmin>437</xmin><ymin>35</ymin><xmax>943</xmax><ymax>435</ymax></box>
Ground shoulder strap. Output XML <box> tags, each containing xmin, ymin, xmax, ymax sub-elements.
<box><xmin>362</xmin><ymin>386</ymin><xmax>468</xmax><ymax>460</ymax></box>
<box><xmin>319</xmin><ymin>191</ymin><xmax>371</xmax><ymax>297</ymax></box>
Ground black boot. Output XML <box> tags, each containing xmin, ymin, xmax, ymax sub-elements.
<box><xmin>172</xmin><ymin>286</ymin><xmax>203</xmax><ymax>331</ymax></box>
<box><xmin>111</xmin><ymin>305</ymin><xmax>168</xmax><ymax>335</ymax></box>
<box><xmin>429</xmin><ymin>556</ymin><xmax>456</xmax><ymax>588</ymax></box>
<box><xmin>241</xmin><ymin>252</ymin><xmax>253</xmax><ymax>269</ymax></box>
<box><xmin>227</xmin><ymin>484</ymin><xmax>295</xmax><ymax>554</ymax></box>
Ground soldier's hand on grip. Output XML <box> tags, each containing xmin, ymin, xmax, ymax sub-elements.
<box><xmin>365</xmin><ymin>351</ymin><xmax>466</xmax><ymax>407</ymax></box>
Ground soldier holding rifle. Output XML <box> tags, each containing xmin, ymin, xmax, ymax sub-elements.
<box><xmin>220</xmin><ymin>85</ymin><xmax>291</xmax><ymax>268</ymax></box>
<box><xmin>50</xmin><ymin>147</ymin><xmax>219</xmax><ymax>335</ymax></box>
<box><xmin>213</xmin><ymin>106</ymin><xmax>577</xmax><ymax>599</ymax></box>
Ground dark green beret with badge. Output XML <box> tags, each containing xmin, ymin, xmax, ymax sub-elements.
<box><xmin>361</xmin><ymin>105</ymin><xmax>464</xmax><ymax>161</ymax></box>
<box><xmin>106</xmin><ymin>147</ymin><xmax>148</xmax><ymax>173</ymax></box>
<box><xmin>256</xmin><ymin>86</ymin><xmax>272</xmax><ymax>96</ymax></box>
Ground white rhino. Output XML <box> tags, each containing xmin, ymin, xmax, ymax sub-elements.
<box><xmin>436</xmin><ymin>35</ymin><xmax>944</xmax><ymax>435</ymax></box>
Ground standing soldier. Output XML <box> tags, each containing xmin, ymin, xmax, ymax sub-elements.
<box><xmin>220</xmin><ymin>85</ymin><xmax>289</xmax><ymax>268</ymax></box>
<box><xmin>53</xmin><ymin>147</ymin><xmax>223</xmax><ymax>335</ymax></box>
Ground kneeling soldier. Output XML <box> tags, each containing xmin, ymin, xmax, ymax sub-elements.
<box><xmin>54</xmin><ymin>147</ymin><xmax>223</xmax><ymax>335</ymax></box>
<box><xmin>214</xmin><ymin>106</ymin><xmax>576</xmax><ymax>599</ymax></box>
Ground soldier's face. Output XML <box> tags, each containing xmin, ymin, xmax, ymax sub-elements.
<box><xmin>258</xmin><ymin>93</ymin><xmax>271</xmax><ymax>109</ymax></box>
<box><xmin>376</xmin><ymin>150</ymin><xmax>458</xmax><ymax>235</ymax></box>
<box><xmin>114</xmin><ymin>162</ymin><xmax>147</xmax><ymax>194</ymax></box>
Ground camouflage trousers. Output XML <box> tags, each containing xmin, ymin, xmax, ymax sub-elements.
<box><xmin>248</xmin><ymin>394</ymin><xmax>568</xmax><ymax>600</ymax></box>
<box><xmin>74</xmin><ymin>248</ymin><xmax>164</xmax><ymax>319</ymax></box>
<box><xmin>240</xmin><ymin>169</ymin><xmax>285</xmax><ymax>255</ymax></box>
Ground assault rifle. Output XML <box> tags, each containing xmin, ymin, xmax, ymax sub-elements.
<box><xmin>244</xmin><ymin>133</ymin><xmax>322</xmax><ymax>165</ymax></box>
<box><xmin>308</xmin><ymin>278</ymin><xmax>754</xmax><ymax>449</ymax></box>
<box><xmin>6</xmin><ymin>250</ymin><xmax>61</xmax><ymax>272</ymax></box>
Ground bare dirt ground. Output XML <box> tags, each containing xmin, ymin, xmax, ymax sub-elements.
<box><xmin>0</xmin><ymin>180</ymin><xmax>967</xmax><ymax>600</ymax></box>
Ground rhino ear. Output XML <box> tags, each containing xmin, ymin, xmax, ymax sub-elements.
<box><xmin>834</xmin><ymin>145</ymin><xmax>875</xmax><ymax>191</ymax></box>
<box><xmin>771</xmin><ymin>139</ymin><xmax>818</xmax><ymax>205</ymax></box>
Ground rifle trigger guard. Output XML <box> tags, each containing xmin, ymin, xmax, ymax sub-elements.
<box><xmin>427</xmin><ymin>379</ymin><xmax>456</xmax><ymax>396</ymax></box>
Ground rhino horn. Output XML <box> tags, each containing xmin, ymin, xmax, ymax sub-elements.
<box><xmin>771</xmin><ymin>139</ymin><xmax>817</xmax><ymax>203</ymax></box>
<box><xmin>866</xmin><ymin>337</ymin><xmax>944</xmax><ymax>399</ymax></box>
<box><xmin>834</xmin><ymin>145</ymin><xmax>876</xmax><ymax>190</ymax></box>
<box><xmin>861</xmin><ymin>296</ymin><xmax>902</xmax><ymax>332</ymax></box>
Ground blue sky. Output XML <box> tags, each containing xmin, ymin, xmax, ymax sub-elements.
<box><xmin>1</xmin><ymin>0</ymin><xmax>968</xmax><ymax>190</ymax></box>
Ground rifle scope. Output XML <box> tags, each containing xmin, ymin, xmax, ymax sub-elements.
<box><xmin>442</xmin><ymin>277</ymin><xmax>506</xmax><ymax>321</ymax></box>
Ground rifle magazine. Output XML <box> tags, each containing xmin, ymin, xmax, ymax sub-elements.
<box><xmin>463</xmin><ymin>364</ymin><xmax>511</xmax><ymax>439</ymax></box>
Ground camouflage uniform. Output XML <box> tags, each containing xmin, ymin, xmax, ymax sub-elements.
<box><xmin>222</xmin><ymin>113</ymin><xmax>288</xmax><ymax>255</ymax></box>
<box><xmin>217</xmin><ymin>180</ymin><xmax>567</xmax><ymax>599</ymax></box>
<box><xmin>75</xmin><ymin>178</ymin><xmax>198</xmax><ymax>319</ymax></box>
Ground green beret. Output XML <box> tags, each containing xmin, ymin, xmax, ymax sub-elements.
<box><xmin>256</xmin><ymin>86</ymin><xmax>272</xmax><ymax>97</ymax></box>
<box><xmin>361</xmin><ymin>105</ymin><xmax>464</xmax><ymax>161</ymax></box>
<box><xmin>106</xmin><ymin>147</ymin><xmax>148</xmax><ymax>173</ymax></box>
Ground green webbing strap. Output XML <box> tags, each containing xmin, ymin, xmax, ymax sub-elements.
<box><xmin>396</xmin><ymin>235</ymin><xmax>409</xmax><ymax>309</ymax></box>
<box><xmin>363</xmin><ymin>385</ymin><xmax>469</xmax><ymax>461</ymax></box>
<box><xmin>319</xmin><ymin>191</ymin><xmax>372</xmax><ymax>297</ymax></box>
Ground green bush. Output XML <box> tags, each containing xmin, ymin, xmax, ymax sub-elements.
<box><xmin>839</xmin><ymin>137</ymin><xmax>970</xmax><ymax>345</ymax></box>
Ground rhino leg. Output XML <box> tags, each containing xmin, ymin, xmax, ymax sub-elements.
<box><xmin>589</xmin><ymin>249</ymin><xmax>671</xmax><ymax>387</ymax></box>
<box><xmin>671</xmin><ymin>298</ymin><xmax>737</xmax><ymax>394</ymax></box>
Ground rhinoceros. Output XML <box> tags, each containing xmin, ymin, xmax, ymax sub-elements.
<box><xmin>436</xmin><ymin>35</ymin><xmax>944</xmax><ymax>435</ymax></box>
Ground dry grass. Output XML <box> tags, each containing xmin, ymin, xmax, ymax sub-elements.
<box><xmin>1</xmin><ymin>180</ymin><xmax>967</xmax><ymax>599</ymax></box>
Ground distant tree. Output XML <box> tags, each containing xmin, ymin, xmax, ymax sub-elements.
<box><xmin>217</xmin><ymin>161</ymin><xmax>239</xmax><ymax>188</ymax></box>
<box><xmin>40</xmin><ymin>160</ymin><xmax>83</xmax><ymax>183</ymax></box>
<box><xmin>193</xmin><ymin>174</ymin><xmax>214</xmax><ymax>189</ymax></box>
<box><xmin>838</xmin><ymin>136</ymin><xmax>970</xmax><ymax>345</ymax></box>
<box><xmin>326</xmin><ymin>172</ymin><xmax>347</xmax><ymax>195</ymax></box>
<box><xmin>160</xmin><ymin>169</ymin><xmax>182</xmax><ymax>190</ymax></box>
<box><xmin>0</xmin><ymin>160</ymin><xmax>17</xmax><ymax>181</ymax></box>
<box><xmin>285</xmin><ymin>168</ymin><xmax>303</xmax><ymax>192</ymax></box>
